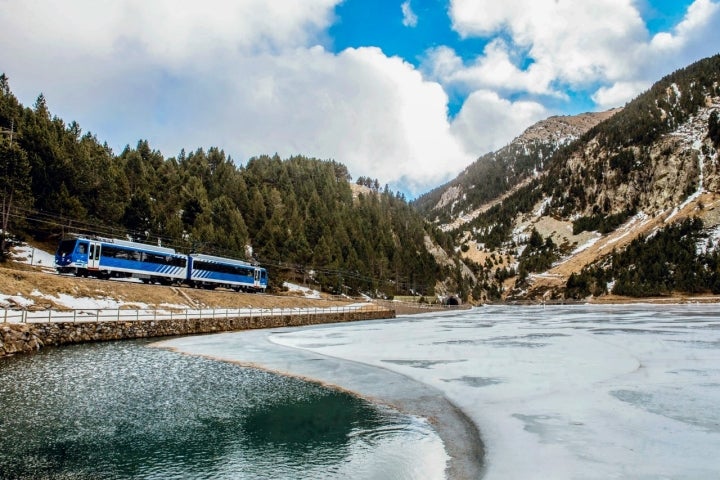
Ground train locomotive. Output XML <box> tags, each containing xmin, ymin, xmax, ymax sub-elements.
<box><xmin>54</xmin><ymin>236</ymin><xmax>268</xmax><ymax>293</ymax></box>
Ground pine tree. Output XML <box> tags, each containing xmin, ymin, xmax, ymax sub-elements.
<box><xmin>0</xmin><ymin>140</ymin><xmax>31</xmax><ymax>257</ymax></box>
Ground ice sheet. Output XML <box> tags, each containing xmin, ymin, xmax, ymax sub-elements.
<box><xmin>267</xmin><ymin>305</ymin><xmax>720</xmax><ymax>479</ymax></box>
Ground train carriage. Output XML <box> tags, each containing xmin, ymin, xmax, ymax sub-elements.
<box><xmin>188</xmin><ymin>254</ymin><xmax>268</xmax><ymax>292</ymax></box>
<box><xmin>55</xmin><ymin>236</ymin><xmax>188</xmax><ymax>284</ymax></box>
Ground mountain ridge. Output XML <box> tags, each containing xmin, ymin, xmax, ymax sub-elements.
<box><xmin>425</xmin><ymin>53</ymin><xmax>720</xmax><ymax>302</ymax></box>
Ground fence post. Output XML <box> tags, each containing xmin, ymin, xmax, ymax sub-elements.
<box><xmin>3</xmin><ymin>309</ymin><xmax>7</xmax><ymax>323</ymax></box>
<box><xmin>21</xmin><ymin>310</ymin><xmax>27</xmax><ymax>323</ymax></box>
<box><xmin>73</xmin><ymin>310</ymin><xmax>77</xmax><ymax>323</ymax></box>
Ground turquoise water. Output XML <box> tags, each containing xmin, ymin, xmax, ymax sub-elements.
<box><xmin>0</xmin><ymin>340</ymin><xmax>442</xmax><ymax>479</ymax></box>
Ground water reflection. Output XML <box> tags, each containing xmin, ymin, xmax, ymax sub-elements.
<box><xmin>0</xmin><ymin>340</ymin><xmax>441</xmax><ymax>480</ymax></box>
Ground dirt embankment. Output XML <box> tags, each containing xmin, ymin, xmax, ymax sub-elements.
<box><xmin>0</xmin><ymin>262</ymin><xmax>353</xmax><ymax>312</ymax></box>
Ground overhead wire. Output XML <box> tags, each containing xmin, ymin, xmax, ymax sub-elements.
<box><xmin>4</xmin><ymin>205</ymin><xmax>437</xmax><ymax>294</ymax></box>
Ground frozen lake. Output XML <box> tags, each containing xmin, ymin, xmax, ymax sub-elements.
<box><xmin>0</xmin><ymin>340</ymin><xmax>448</xmax><ymax>480</ymax></box>
<box><xmin>163</xmin><ymin>304</ymin><xmax>720</xmax><ymax>479</ymax></box>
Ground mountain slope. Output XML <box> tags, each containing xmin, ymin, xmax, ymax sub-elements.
<box><xmin>421</xmin><ymin>54</ymin><xmax>720</xmax><ymax>302</ymax></box>
<box><xmin>413</xmin><ymin>108</ymin><xmax>620</xmax><ymax>226</ymax></box>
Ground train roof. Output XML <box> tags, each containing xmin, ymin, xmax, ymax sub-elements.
<box><xmin>190</xmin><ymin>253</ymin><xmax>260</xmax><ymax>268</ymax></box>
<box><xmin>66</xmin><ymin>235</ymin><xmax>179</xmax><ymax>255</ymax></box>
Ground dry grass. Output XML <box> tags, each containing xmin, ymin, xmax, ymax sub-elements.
<box><xmin>0</xmin><ymin>262</ymin><xmax>353</xmax><ymax>311</ymax></box>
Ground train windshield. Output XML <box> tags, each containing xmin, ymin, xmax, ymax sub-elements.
<box><xmin>56</xmin><ymin>240</ymin><xmax>77</xmax><ymax>256</ymax></box>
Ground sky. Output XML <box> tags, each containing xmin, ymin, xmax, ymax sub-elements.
<box><xmin>1</xmin><ymin>1</ymin><xmax>718</xmax><ymax>198</ymax></box>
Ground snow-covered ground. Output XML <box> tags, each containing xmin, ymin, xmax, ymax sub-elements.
<box><xmin>10</xmin><ymin>243</ymin><xmax>56</xmax><ymax>269</ymax></box>
<box><xmin>166</xmin><ymin>304</ymin><xmax>720</xmax><ymax>479</ymax></box>
<box><xmin>283</xmin><ymin>282</ymin><xmax>322</xmax><ymax>299</ymax></box>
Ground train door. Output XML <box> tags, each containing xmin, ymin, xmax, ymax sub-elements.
<box><xmin>87</xmin><ymin>241</ymin><xmax>101</xmax><ymax>271</ymax></box>
<box><xmin>254</xmin><ymin>268</ymin><xmax>261</xmax><ymax>289</ymax></box>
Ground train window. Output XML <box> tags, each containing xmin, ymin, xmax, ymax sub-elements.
<box><xmin>144</xmin><ymin>253</ymin><xmax>165</xmax><ymax>264</ymax></box>
<box><xmin>169</xmin><ymin>256</ymin><xmax>187</xmax><ymax>268</ymax></box>
<box><xmin>194</xmin><ymin>261</ymin><xmax>249</xmax><ymax>276</ymax></box>
<box><xmin>78</xmin><ymin>243</ymin><xmax>87</xmax><ymax>254</ymax></box>
<box><xmin>57</xmin><ymin>240</ymin><xmax>76</xmax><ymax>256</ymax></box>
<box><xmin>101</xmin><ymin>246</ymin><xmax>136</xmax><ymax>260</ymax></box>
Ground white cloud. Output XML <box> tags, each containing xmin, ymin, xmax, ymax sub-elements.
<box><xmin>450</xmin><ymin>90</ymin><xmax>548</xmax><ymax>155</ymax></box>
<box><xmin>2</xmin><ymin>0</ymin><xmax>339</xmax><ymax>62</ymax></box>
<box><xmin>424</xmin><ymin>41</ymin><xmax>560</xmax><ymax>97</ymax></box>
<box><xmin>591</xmin><ymin>81</ymin><xmax>652</xmax><ymax>109</ymax></box>
<box><xmin>211</xmin><ymin>46</ymin><xmax>473</xmax><ymax>196</ymax></box>
<box><xmin>0</xmin><ymin>0</ymin><xmax>479</xmax><ymax>197</ymax></box>
<box><xmin>401</xmin><ymin>1</ymin><xmax>419</xmax><ymax>28</ymax></box>
<box><xmin>644</xmin><ymin>0</ymin><xmax>720</xmax><ymax>74</ymax></box>
<box><xmin>0</xmin><ymin>0</ymin><xmax>478</xmax><ymax>197</ymax></box>
<box><xmin>446</xmin><ymin>0</ymin><xmax>720</xmax><ymax>108</ymax></box>
<box><xmin>597</xmin><ymin>0</ymin><xmax>720</xmax><ymax>107</ymax></box>
<box><xmin>449</xmin><ymin>0</ymin><xmax>648</xmax><ymax>86</ymax></box>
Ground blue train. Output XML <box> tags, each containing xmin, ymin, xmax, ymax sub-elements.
<box><xmin>54</xmin><ymin>236</ymin><xmax>268</xmax><ymax>293</ymax></box>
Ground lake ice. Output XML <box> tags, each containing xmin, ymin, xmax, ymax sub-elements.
<box><xmin>164</xmin><ymin>304</ymin><xmax>720</xmax><ymax>479</ymax></box>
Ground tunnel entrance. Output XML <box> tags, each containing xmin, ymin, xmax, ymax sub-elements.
<box><xmin>445</xmin><ymin>296</ymin><xmax>460</xmax><ymax>306</ymax></box>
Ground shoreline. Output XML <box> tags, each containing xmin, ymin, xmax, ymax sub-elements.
<box><xmin>586</xmin><ymin>294</ymin><xmax>720</xmax><ymax>304</ymax></box>
<box><xmin>155</xmin><ymin>323</ymin><xmax>485</xmax><ymax>480</ymax></box>
<box><xmin>487</xmin><ymin>293</ymin><xmax>720</xmax><ymax>306</ymax></box>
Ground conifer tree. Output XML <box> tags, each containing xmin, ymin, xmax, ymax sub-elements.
<box><xmin>0</xmin><ymin>140</ymin><xmax>30</xmax><ymax>257</ymax></box>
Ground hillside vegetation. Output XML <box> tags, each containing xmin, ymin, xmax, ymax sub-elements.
<box><xmin>418</xmin><ymin>54</ymin><xmax>720</xmax><ymax>302</ymax></box>
<box><xmin>0</xmin><ymin>75</ymin><xmax>457</xmax><ymax>299</ymax></box>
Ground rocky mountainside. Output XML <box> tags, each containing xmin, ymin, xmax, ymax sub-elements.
<box><xmin>413</xmin><ymin>109</ymin><xmax>620</xmax><ymax>227</ymax></box>
<box><xmin>418</xmin><ymin>54</ymin><xmax>720</xmax><ymax>302</ymax></box>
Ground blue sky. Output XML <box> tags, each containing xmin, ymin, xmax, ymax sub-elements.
<box><xmin>1</xmin><ymin>0</ymin><xmax>718</xmax><ymax>197</ymax></box>
<box><xmin>329</xmin><ymin>0</ymin><xmax>494</xmax><ymax>116</ymax></box>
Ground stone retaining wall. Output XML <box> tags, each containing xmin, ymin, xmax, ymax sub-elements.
<box><xmin>0</xmin><ymin>308</ymin><xmax>395</xmax><ymax>357</ymax></box>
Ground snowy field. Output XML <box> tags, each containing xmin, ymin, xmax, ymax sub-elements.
<box><xmin>166</xmin><ymin>304</ymin><xmax>720</xmax><ymax>479</ymax></box>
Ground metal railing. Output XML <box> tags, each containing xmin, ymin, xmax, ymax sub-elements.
<box><xmin>1</xmin><ymin>303</ymin><xmax>390</xmax><ymax>324</ymax></box>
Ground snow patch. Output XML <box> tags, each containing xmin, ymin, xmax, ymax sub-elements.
<box><xmin>0</xmin><ymin>294</ymin><xmax>35</xmax><ymax>308</ymax></box>
<box><xmin>10</xmin><ymin>244</ymin><xmax>56</xmax><ymax>269</ymax></box>
<box><xmin>284</xmin><ymin>282</ymin><xmax>321</xmax><ymax>299</ymax></box>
